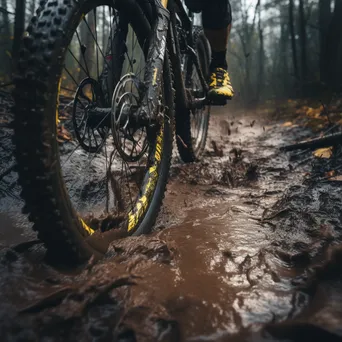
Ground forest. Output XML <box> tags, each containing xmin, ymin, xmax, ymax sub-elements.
<box><xmin>0</xmin><ymin>0</ymin><xmax>341</xmax><ymax>105</ymax></box>
<box><xmin>2</xmin><ymin>1</ymin><xmax>342</xmax><ymax>340</ymax></box>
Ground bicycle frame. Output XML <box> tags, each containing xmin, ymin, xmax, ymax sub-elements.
<box><xmin>95</xmin><ymin>0</ymin><xmax>208</xmax><ymax>125</ymax></box>
<box><xmin>167</xmin><ymin>0</ymin><xmax>209</xmax><ymax>111</ymax></box>
<box><xmin>141</xmin><ymin>0</ymin><xmax>209</xmax><ymax>115</ymax></box>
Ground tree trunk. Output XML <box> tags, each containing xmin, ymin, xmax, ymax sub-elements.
<box><xmin>0</xmin><ymin>0</ymin><xmax>11</xmax><ymax>81</ymax></box>
<box><xmin>78</xmin><ymin>10</ymin><xmax>95</xmax><ymax>80</ymax></box>
<box><xmin>319</xmin><ymin>0</ymin><xmax>331</xmax><ymax>83</ymax></box>
<box><xmin>12</xmin><ymin>0</ymin><xmax>26</xmax><ymax>71</ymax></box>
<box><xmin>325</xmin><ymin>0</ymin><xmax>342</xmax><ymax>91</ymax></box>
<box><xmin>237</xmin><ymin>0</ymin><xmax>260</xmax><ymax>104</ymax></box>
<box><xmin>280</xmin><ymin>5</ymin><xmax>289</xmax><ymax>96</ymax></box>
<box><xmin>298</xmin><ymin>0</ymin><xmax>307</xmax><ymax>83</ymax></box>
<box><xmin>257</xmin><ymin>0</ymin><xmax>264</xmax><ymax>102</ymax></box>
<box><xmin>30</xmin><ymin>0</ymin><xmax>36</xmax><ymax>16</ymax></box>
<box><xmin>79</xmin><ymin>10</ymin><xmax>95</xmax><ymax>79</ymax></box>
<box><xmin>1</xmin><ymin>0</ymin><xmax>10</xmax><ymax>37</ymax></box>
<box><xmin>289</xmin><ymin>0</ymin><xmax>299</xmax><ymax>81</ymax></box>
<box><xmin>102</xmin><ymin>5</ymin><xmax>107</xmax><ymax>53</ymax></box>
<box><xmin>86</xmin><ymin>10</ymin><xmax>96</xmax><ymax>77</ymax></box>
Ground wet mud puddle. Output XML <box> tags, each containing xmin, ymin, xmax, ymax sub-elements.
<box><xmin>118</xmin><ymin>110</ymin><xmax>311</xmax><ymax>339</ymax></box>
<box><xmin>134</xmin><ymin>203</ymin><xmax>299</xmax><ymax>339</ymax></box>
<box><xmin>1</xmin><ymin>99</ymin><xmax>342</xmax><ymax>341</ymax></box>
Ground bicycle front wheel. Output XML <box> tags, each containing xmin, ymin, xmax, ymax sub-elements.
<box><xmin>13</xmin><ymin>0</ymin><xmax>174</xmax><ymax>263</ymax></box>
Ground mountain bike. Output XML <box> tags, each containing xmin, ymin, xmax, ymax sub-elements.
<box><xmin>13</xmin><ymin>0</ymin><xmax>211</xmax><ymax>263</ymax></box>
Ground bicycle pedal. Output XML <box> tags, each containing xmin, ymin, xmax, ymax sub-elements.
<box><xmin>209</xmin><ymin>98</ymin><xmax>227</xmax><ymax>106</ymax></box>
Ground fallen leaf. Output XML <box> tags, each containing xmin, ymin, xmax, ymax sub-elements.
<box><xmin>282</xmin><ymin>121</ymin><xmax>293</xmax><ymax>127</ymax></box>
<box><xmin>329</xmin><ymin>175</ymin><xmax>342</xmax><ymax>181</ymax></box>
<box><xmin>57</xmin><ymin>125</ymin><xmax>72</xmax><ymax>141</ymax></box>
<box><xmin>325</xmin><ymin>170</ymin><xmax>336</xmax><ymax>178</ymax></box>
<box><xmin>313</xmin><ymin>147</ymin><xmax>332</xmax><ymax>159</ymax></box>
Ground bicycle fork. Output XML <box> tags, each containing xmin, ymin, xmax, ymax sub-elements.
<box><xmin>93</xmin><ymin>0</ymin><xmax>170</xmax><ymax>127</ymax></box>
<box><xmin>91</xmin><ymin>0</ymin><xmax>208</xmax><ymax>126</ymax></box>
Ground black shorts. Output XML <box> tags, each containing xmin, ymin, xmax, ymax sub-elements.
<box><xmin>183</xmin><ymin>0</ymin><xmax>232</xmax><ymax>29</ymax></box>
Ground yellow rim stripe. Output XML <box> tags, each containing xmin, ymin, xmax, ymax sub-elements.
<box><xmin>80</xmin><ymin>218</ymin><xmax>95</xmax><ymax>235</ymax></box>
<box><xmin>56</xmin><ymin>78</ymin><xmax>61</xmax><ymax>126</ymax></box>
<box><xmin>127</xmin><ymin>125</ymin><xmax>164</xmax><ymax>232</ymax></box>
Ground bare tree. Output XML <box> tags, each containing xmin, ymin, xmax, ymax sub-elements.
<box><xmin>319</xmin><ymin>0</ymin><xmax>331</xmax><ymax>83</ymax></box>
<box><xmin>257</xmin><ymin>0</ymin><xmax>264</xmax><ymax>101</ymax></box>
<box><xmin>279</xmin><ymin>3</ymin><xmax>290</xmax><ymax>95</ymax></box>
<box><xmin>298</xmin><ymin>0</ymin><xmax>307</xmax><ymax>83</ymax></box>
<box><xmin>79</xmin><ymin>10</ymin><xmax>96</xmax><ymax>80</ymax></box>
<box><xmin>289</xmin><ymin>0</ymin><xmax>299</xmax><ymax>80</ymax></box>
<box><xmin>12</xmin><ymin>0</ymin><xmax>26</xmax><ymax>71</ymax></box>
<box><xmin>86</xmin><ymin>10</ymin><xmax>96</xmax><ymax>76</ymax></box>
<box><xmin>236</xmin><ymin>0</ymin><xmax>260</xmax><ymax>102</ymax></box>
<box><xmin>102</xmin><ymin>5</ymin><xmax>107</xmax><ymax>52</ymax></box>
<box><xmin>324</xmin><ymin>0</ymin><xmax>342</xmax><ymax>91</ymax></box>
<box><xmin>1</xmin><ymin>0</ymin><xmax>10</xmax><ymax>37</ymax></box>
<box><xmin>30</xmin><ymin>0</ymin><xmax>36</xmax><ymax>17</ymax></box>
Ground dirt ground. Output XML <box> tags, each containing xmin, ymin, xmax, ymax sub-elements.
<box><xmin>1</xmin><ymin>91</ymin><xmax>342</xmax><ymax>341</ymax></box>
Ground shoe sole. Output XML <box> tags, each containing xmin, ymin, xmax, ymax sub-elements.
<box><xmin>208</xmin><ymin>91</ymin><xmax>233</xmax><ymax>106</ymax></box>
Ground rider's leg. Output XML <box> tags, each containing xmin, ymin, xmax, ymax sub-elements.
<box><xmin>203</xmin><ymin>25</ymin><xmax>231</xmax><ymax>70</ymax></box>
<box><xmin>202</xmin><ymin>0</ymin><xmax>234</xmax><ymax>100</ymax></box>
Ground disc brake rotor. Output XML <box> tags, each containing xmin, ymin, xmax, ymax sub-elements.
<box><xmin>111</xmin><ymin>73</ymin><xmax>149</xmax><ymax>162</ymax></box>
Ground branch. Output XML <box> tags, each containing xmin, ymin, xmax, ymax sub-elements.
<box><xmin>281</xmin><ymin>132</ymin><xmax>342</xmax><ymax>152</ymax></box>
<box><xmin>236</xmin><ymin>29</ymin><xmax>248</xmax><ymax>56</ymax></box>
<box><xmin>251</xmin><ymin>0</ymin><xmax>261</xmax><ymax>30</ymax></box>
<box><xmin>229</xmin><ymin>49</ymin><xmax>245</xmax><ymax>68</ymax></box>
<box><xmin>0</xmin><ymin>7</ymin><xmax>15</xmax><ymax>15</ymax></box>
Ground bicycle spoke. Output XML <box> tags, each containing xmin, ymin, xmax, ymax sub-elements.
<box><xmin>75</xmin><ymin>29</ymin><xmax>90</xmax><ymax>76</ymax></box>
<box><xmin>83</xmin><ymin>17</ymin><xmax>112</xmax><ymax>72</ymax></box>
<box><xmin>67</xmin><ymin>47</ymin><xmax>89</xmax><ymax>77</ymax></box>
<box><xmin>62</xmin><ymin>86</ymin><xmax>78</xmax><ymax>94</ymax></box>
<box><xmin>64</xmin><ymin>67</ymin><xmax>79</xmax><ymax>88</ymax></box>
<box><xmin>57</xmin><ymin>3</ymin><xmax>164</xmax><ymax>230</ymax></box>
<box><xmin>94</xmin><ymin>8</ymin><xmax>100</xmax><ymax>81</ymax></box>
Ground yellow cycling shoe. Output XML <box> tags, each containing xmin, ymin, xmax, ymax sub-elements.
<box><xmin>208</xmin><ymin>67</ymin><xmax>234</xmax><ymax>103</ymax></box>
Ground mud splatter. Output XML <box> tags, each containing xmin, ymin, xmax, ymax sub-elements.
<box><xmin>1</xmin><ymin>93</ymin><xmax>342</xmax><ymax>341</ymax></box>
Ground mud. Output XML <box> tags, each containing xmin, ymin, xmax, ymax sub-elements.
<box><xmin>1</xmin><ymin>91</ymin><xmax>342</xmax><ymax>341</ymax></box>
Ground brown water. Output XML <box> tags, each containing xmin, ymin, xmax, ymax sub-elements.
<box><xmin>1</xmin><ymin>94</ymin><xmax>342</xmax><ymax>341</ymax></box>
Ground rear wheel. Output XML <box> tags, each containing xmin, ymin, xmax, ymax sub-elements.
<box><xmin>176</xmin><ymin>27</ymin><xmax>211</xmax><ymax>162</ymax></box>
<box><xmin>13</xmin><ymin>0</ymin><xmax>173</xmax><ymax>263</ymax></box>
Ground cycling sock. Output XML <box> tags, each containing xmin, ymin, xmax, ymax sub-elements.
<box><xmin>210</xmin><ymin>50</ymin><xmax>228</xmax><ymax>71</ymax></box>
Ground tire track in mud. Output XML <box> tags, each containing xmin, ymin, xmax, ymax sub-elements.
<box><xmin>1</xmin><ymin>94</ymin><xmax>342</xmax><ymax>341</ymax></box>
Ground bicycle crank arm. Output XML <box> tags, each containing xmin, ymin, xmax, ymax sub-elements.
<box><xmin>189</xmin><ymin>98</ymin><xmax>208</xmax><ymax>109</ymax></box>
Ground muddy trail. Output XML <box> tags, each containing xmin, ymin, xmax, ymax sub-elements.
<box><xmin>1</xmin><ymin>91</ymin><xmax>342</xmax><ymax>341</ymax></box>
